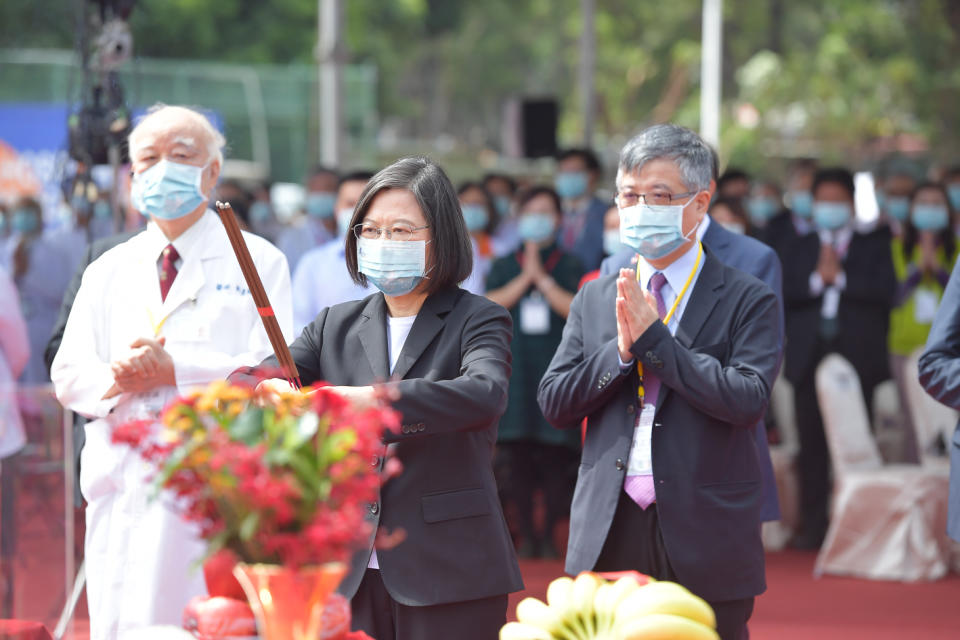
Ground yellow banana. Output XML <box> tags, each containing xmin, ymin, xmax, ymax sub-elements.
<box><xmin>617</xmin><ymin>613</ymin><xmax>720</xmax><ymax>640</ymax></box>
<box><xmin>614</xmin><ymin>582</ymin><xmax>716</xmax><ymax>629</ymax></box>
<box><xmin>499</xmin><ymin>621</ymin><xmax>555</xmax><ymax>640</ymax></box>
<box><xmin>572</xmin><ymin>572</ymin><xmax>603</xmax><ymax>636</ymax></box>
<box><xmin>546</xmin><ymin>576</ymin><xmax>575</xmax><ymax>612</ymax></box>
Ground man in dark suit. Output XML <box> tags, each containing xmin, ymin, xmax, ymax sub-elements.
<box><xmin>540</xmin><ymin>125</ymin><xmax>781</xmax><ymax>640</ymax></box>
<box><xmin>555</xmin><ymin>148</ymin><xmax>609</xmax><ymax>271</ymax></box>
<box><xmin>918</xmin><ymin>257</ymin><xmax>960</xmax><ymax>543</ymax></box>
<box><xmin>780</xmin><ymin>167</ymin><xmax>895</xmax><ymax>549</ymax></box>
<box><xmin>600</xmin><ymin>187</ymin><xmax>784</xmax><ymax>525</ymax></box>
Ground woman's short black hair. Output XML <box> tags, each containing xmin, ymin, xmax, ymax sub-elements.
<box><xmin>457</xmin><ymin>181</ymin><xmax>499</xmax><ymax>235</ymax></box>
<box><xmin>345</xmin><ymin>156</ymin><xmax>474</xmax><ymax>294</ymax></box>
<box><xmin>516</xmin><ymin>185</ymin><xmax>563</xmax><ymax>219</ymax></box>
<box><xmin>812</xmin><ymin>167</ymin><xmax>856</xmax><ymax>201</ymax></box>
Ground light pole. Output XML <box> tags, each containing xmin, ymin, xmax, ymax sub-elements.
<box><xmin>318</xmin><ymin>0</ymin><xmax>343</xmax><ymax>166</ymax></box>
<box><xmin>700</xmin><ymin>0</ymin><xmax>723</xmax><ymax>149</ymax></box>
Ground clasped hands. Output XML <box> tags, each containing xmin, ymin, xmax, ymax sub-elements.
<box><xmin>616</xmin><ymin>268</ymin><xmax>660</xmax><ymax>363</ymax></box>
<box><xmin>102</xmin><ymin>336</ymin><xmax>176</xmax><ymax>399</ymax></box>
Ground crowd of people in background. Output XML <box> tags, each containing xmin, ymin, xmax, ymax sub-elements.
<box><xmin>1</xmin><ymin>143</ymin><xmax>958</xmax><ymax>559</ymax></box>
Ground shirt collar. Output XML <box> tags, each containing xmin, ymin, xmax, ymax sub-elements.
<box><xmin>635</xmin><ymin>239</ymin><xmax>701</xmax><ymax>294</ymax></box>
<box><xmin>696</xmin><ymin>213</ymin><xmax>711</xmax><ymax>241</ymax></box>
<box><xmin>144</xmin><ymin>209</ymin><xmax>213</xmax><ymax>262</ymax></box>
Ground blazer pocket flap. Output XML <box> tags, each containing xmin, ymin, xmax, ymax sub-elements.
<box><xmin>421</xmin><ymin>487</ymin><xmax>491</xmax><ymax>523</ymax></box>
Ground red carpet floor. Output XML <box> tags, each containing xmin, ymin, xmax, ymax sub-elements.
<box><xmin>511</xmin><ymin>551</ymin><xmax>960</xmax><ymax>639</ymax></box>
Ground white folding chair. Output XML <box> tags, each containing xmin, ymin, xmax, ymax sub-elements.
<box><xmin>904</xmin><ymin>349</ymin><xmax>957</xmax><ymax>469</ymax></box>
<box><xmin>814</xmin><ymin>354</ymin><xmax>951</xmax><ymax>581</ymax></box>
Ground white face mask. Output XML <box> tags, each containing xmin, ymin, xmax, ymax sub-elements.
<box><xmin>357</xmin><ymin>236</ymin><xmax>429</xmax><ymax>296</ymax></box>
<box><xmin>336</xmin><ymin>208</ymin><xmax>355</xmax><ymax>237</ymax></box>
<box><xmin>619</xmin><ymin>192</ymin><xmax>702</xmax><ymax>260</ymax></box>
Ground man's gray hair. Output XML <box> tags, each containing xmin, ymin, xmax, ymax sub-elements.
<box><xmin>617</xmin><ymin>124</ymin><xmax>714</xmax><ymax>192</ymax></box>
<box><xmin>128</xmin><ymin>103</ymin><xmax>226</xmax><ymax>166</ymax></box>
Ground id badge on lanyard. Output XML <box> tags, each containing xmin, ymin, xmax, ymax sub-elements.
<box><xmin>520</xmin><ymin>291</ymin><xmax>551</xmax><ymax>335</ymax></box>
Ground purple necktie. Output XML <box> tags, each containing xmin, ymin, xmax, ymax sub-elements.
<box><xmin>624</xmin><ymin>272</ymin><xmax>668</xmax><ymax>509</ymax></box>
<box><xmin>159</xmin><ymin>244</ymin><xmax>180</xmax><ymax>302</ymax></box>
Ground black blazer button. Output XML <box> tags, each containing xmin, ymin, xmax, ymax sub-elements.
<box><xmin>369</xmin><ymin>502</ymin><xmax>379</xmax><ymax>515</ymax></box>
<box><xmin>645</xmin><ymin>351</ymin><xmax>654</xmax><ymax>359</ymax></box>
<box><xmin>615</xmin><ymin>458</ymin><xmax>625</xmax><ymax>470</ymax></box>
<box><xmin>371</xmin><ymin>455</ymin><xmax>381</xmax><ymax>467</ymax></box>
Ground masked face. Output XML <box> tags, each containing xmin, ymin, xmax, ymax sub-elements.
<box><xmin>357</xmin><ymin>236</ymin><xmax>429</xmax><ymax>296</ymax></box>
<box><xmin>518</xmin><ymin>212</ymin><xmax>557</xmax><ymax>243</ymax></box>
<box><xmin>884</xmin><ymin>196</ymin><xmax>910</xmax><ymax>222</ymax></box>
<box><xmin>131</xmin><ymin>159</ymin><xmax>209</xmax><ymax>220</ymax></box>
<box><xmin>912</xmin><ymin>204</ymin><xmax>950</xmax><ymax>232</ymax></box>
<box><xmin>305</xmin><ymin>192</ymin><xmax>336</xmax><ymax>219</ymax></box>
<box><xmin>747</xmin><ymin>196</ymin><xmax>779</xmax><ymax>225</ymax></box>
<box><xmin>461</xmin><ymin>204</ymin><xmax>489</xmax><ymax>232</ymax></box>
<box><xmin>555</xmin><ymin>171</ymin><xmax>588</xmax><ymax>200</ymax></box>
<box><xmin>11</xmin><ymin>209</ymin><xmax>39</xmax><ymax>235</ymax></box>
<box><xmin>812</xmin><ymin>201</ymin><xmax>852</xmax><ymax>231</ymax></box>
<box><xmin>789</xmin><ymin>190</ymin><xmax>813</xmax><ymax>218</ymax></box>
<box><xmin>603</xmin><ymin>228</ymin><xmax>624</xmax><ymax>256</ymax></box>
<box><xmin>619</xmin><ymin>193</ymin><xmax>703</xmax><ymax>260</ymax></box>
<box><xmin>249</xmin><ymin>201</ymin><xmax>272</xmax><ymax>223</ymax></box>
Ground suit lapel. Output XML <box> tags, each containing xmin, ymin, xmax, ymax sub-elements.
<box><xmin>358</xmin><ymin>294</ymin><xmax>390</xmax><ymax>380</ymax></box>
<box><xmin>392</xmin><ymin>287</ymin><xmax>461</xmax><ymax>380</ymax></box>
<box><xmin>674</xmin><ymin>250</ymin><xmax>724</xmax><ymax>349</ymax></box>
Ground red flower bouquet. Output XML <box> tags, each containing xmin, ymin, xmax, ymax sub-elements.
<box><xmin>112</xmin><ymin>380</ymin><xmax>400</xmax><ymax>568</ymax></box>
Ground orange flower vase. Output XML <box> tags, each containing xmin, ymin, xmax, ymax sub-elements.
<box><xmin>233</xmin><ymin>562</ymin><xmax>348</xmax><ymax>640</ymax></box>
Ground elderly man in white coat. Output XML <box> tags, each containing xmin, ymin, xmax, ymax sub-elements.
<box><xmin>52</xmin><ymin>104</ymin><xmax>293</xmax><ymax>639</ymax></box>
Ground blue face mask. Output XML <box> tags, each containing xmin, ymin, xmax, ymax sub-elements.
<box><xmin>603</xmin><ymin>228</ymin><xmax>623</xmax><ymax>256</ymax></box>
<box><xmin>249</xmin><ymin>201</ymin><xmax>272</xmax><ymax>222</ymax></box>
<box><xmin>884</xmin><ymin>196</ymin><xmax>910</xmax><ymax>222</ymax></box>
<box><xmin>132</xmin><ymin>159</ymin><xmax>208</xmax><ymax>220</ymax></box>
<box><xmin>493</xmin><ymin>195</ymin><xmax>512</xmax><ymax>218</ymax></box>
<box><xmin>555</xmin><ymin>172</ymin><xmax>588</xmax><ymax>200</ymax></box>
<box><xmin>619</xmin><ymin>193</ymin><xmax>702</xmax><ymax>260</ymax></box>
<box><xmin>305</xmin><ymin>192</ymin><xmax>336</xmax><ymax>219</ymax></box>
<box><xmin>357</xmin><ymin>236</ymin><xmax>429</xmax><ymax>296</ymax></box>
<box><xmin>93</xmin><ymin>200</ymin><xmax>112</xmax><ymax>219</ymax></box>
<box><xmin>912</xmin><ymin>204</ymin><xmax>950</xmax><ymax>232</ymax></box>
<box><xmin>747</xmin><ymin>197</ymin><xmax>779</xmax><ymax>224</ymax></box>
<box><xmin>518</xmin><ymin>212</ymin><xmax>556</xmax><ymax>243</ymax></box>
<box><xmin>947</xmin><ymin>185</ymin><xmax>960</xmax><ymax>211</ymax></box>
<box><xmin>461</xmin><ymin>204</ymin><xmax>489</xmax><ymax>232</ymax></box>
<box><xmin>789</xmin><ymin>191</ymin><xmax>813</xmax><ymax>218</ymax></box>
<box><xmin>812</xmin><ymin>202</ymin><xmax>852</xmax><ymax>231</ymax></box>
<box><xmin>11</xmin><ymin>209</ymin><xmax>39</xmax><ymax>235</ymax></box>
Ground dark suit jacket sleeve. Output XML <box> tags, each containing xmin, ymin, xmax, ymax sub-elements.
<box><xmin>229</xmin><ymin>306</ymin><xmax>332</xmax><ymax>386</ymax></box>
<box><xmin>538</xmin><ymin>285</ymin><xmax>634</xmax><ymax>430</ymax></box>
<box><xmin>843</xmin><ymin>233</ymin><xmax>896</xmax><ymax>307</ymax></box>
<box><xmin>631</xmin><ymin>284</ymin><xmax>780</xmax><ymax>427</ymax></box>
<box><xmin>43</xmin><ymin>242</ymin><xmax>97</xmax><ymax>375</ymax></box>
<box><xmin>918</xmin><ymin>258</ymin><xmax>960</xmax><ymax>409</ymax></box>
<box><xmin>387</xmin><ymin>300</ymin><xmax>512</xmax><ymax>442</ymax></box>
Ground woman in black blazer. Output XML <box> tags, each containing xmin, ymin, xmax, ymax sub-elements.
<box><xmin>234</xmin><ymin>156</ymin><xmax>523</xmax><ymax>640</ymax></box>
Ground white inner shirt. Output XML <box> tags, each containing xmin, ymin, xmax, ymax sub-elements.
<box><xmin>368</xmin><ymin>312</ymin><xmax>418</xmax><ymax>570</ymax></box>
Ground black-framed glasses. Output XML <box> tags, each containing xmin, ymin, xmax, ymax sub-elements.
<box><xmin>353</xmin><ymin>223</ymin><xmax>430</xmax><ymax>241</ymax></box>
<box><xmin>614</xmin><ymin>190</ymin><xmax>697</xmax><ymax>208</ymax></box>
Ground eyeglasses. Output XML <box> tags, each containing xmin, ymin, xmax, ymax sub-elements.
<box><xmin>353</xmin><ymin>222</ymin><xmax>430</xmax><ymax>241</ymax></box>
<box><xmin>614</xmin><ymin>190</ymin><xmax>697</xmax><ymax>208</ymax></box>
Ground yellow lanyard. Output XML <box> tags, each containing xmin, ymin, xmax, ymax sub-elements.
<box><xmin>635</xmin><ymin>242</ymin><xmax>703</xmax><ymax>407</ymax></box>
<box><xmin>145</xmin><ymin>307</ymin><xmax>172</xmax><ymax>338</ymax></box>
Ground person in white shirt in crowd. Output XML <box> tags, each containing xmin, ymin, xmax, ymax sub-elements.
<box><xmin>248</xmin><ymin>181</ymin><xmax>284</xmax><ymax>243</ymax></box>
<box><xmin>554</xmin><ymin>148</ymin><xmax>609</xmax><ymax>271</ymax></box>
<box><xmin>291</xmin><ymin>171</ymin><xmax>375</xmax><ymax>334</ymax></box>
<box><xmin>458</xmin><ymin>181</ymin><xmax>503</xmax><ymax>295</ymax></box>
<box><xmin>483</xmin><ymin>172</ymin><xmax>520</xmax><ymax>255</ymax></box>
<box><xmin>51</xmin><ymin>104</ymin><xmax>293</xmax><ymax>639</ymax></box>
<box><xmin>277</xmin><ymin>165</ymin><xmax>339</xmax><ymax>272</ymax></box>
<box><xmin>0</xmin><ymin>264</ymin><xmax>28</xmax><ymax>461</ymax></box>
<box><xmin>0</xmin><ymin>197</ymin><xmax>75</xmax><ymax>384</ymax></box>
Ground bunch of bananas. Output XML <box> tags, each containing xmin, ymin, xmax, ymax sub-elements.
<box><xmin>500</xmin><ymin>572</ymin><xmax>718</xmax><ymax>640</ymax></box>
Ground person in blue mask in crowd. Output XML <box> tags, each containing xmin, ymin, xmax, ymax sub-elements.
<box><xmin>747</xmin><ymin>180</ymin><xmax>786</xmax><ymax>241</ymax></box>
<box><xmin>458</xmin><ymin>181</ymin><xmax>502</xmax><ymax>294</ymax></box>
<box><xmin>486</xmin><ymin>186</ymin><xmax>584</xmax><ymax>559</ymax></box>
<box><xmin>238</xmin><ymin>156</ymin><xmax>523</xmax><ymax>640</ymax></box>
<box><xmin>779</xmin><ymin>167</ymin><xmax>895</xmax><ymax>549</ymax></box>
<box><xmin>277</xmin><ymin>165</ymin><xmax>339</xmax><ymax>272</ymax></box>
<box><xmin>483</xmin><ymin>172</ymin><xmax>520</xmax><ymax>255</ymax></box>
<box><xmin>247</xmin><ymin>181</ymin><xmax>284</xmax><ymax>243</ymax></box>
<box><xmin>716</xmin><ymin>167</ymin><xmax>752</xmax><ymax>205</ymax></box>
<box><xmin>710</xmin><ymin>195</ymin><xmax>751</xmax><ymax>236</ymax></box>
<box><xmin>0</xmin><ymin>197</ymin><xmax>74</xmax><ymax>384</ymax></box>
<box><xmin>555</xmin><ymin>148</ymin><xmax>608</xmax><ymax>271</ymax></box>
<box><xmin>876</xmin><ymin>164</ymin><xmax>917</xmax><ymax>238</ymax></box>
<box><xmin>888</xmin><ymin>182</ymin><xmax>958</xmax><ymax>462</ymax></box>
<box><xmin>762</xmin><ymin>159</ymin><xmax>818</xmax><ymax>255</ymax></box>
<box><xmin>291</xmin><ymin>170</ymin><xmax>375</xmax><ymax>333</ymax></box>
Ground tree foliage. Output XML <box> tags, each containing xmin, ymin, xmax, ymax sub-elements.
<box><xmin>4</xmin><ymin>0</ymin><xmax>960</xmax><ymax>171</ymax></box>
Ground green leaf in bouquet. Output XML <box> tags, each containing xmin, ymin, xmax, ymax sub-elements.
<box><xmin>152</xmin><ymin>438</ymin><xmax>203</xmax><ymax>497</ymax></box>
<box><xmin>239</xmin><ymin>511</ymin><xmax>260</xmax><ymax>542</ymax></box>
<box><xmin>319</xmin><ymin>430</ymin><xmax>358</xmax><ymax>468</ymax></box>
<box><xmin>284</xmin><ymin>412</ymin><xmax>320</xmax><ymax>449</ymax></box>
<box><xmin>229</xmin><ymin>407</ymin><xmax>266</xmax><ymax>445</ymax></box>
<box><xmin>286</xmin><ymin>449</ymin><xmax>323</xmax><ymax>499</ymax></box>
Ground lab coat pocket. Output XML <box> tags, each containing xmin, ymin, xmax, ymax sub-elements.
<box><xmin>79</xmin><ymin>419</ymin><xmax>125</xmax><ymax>502</ymax></box>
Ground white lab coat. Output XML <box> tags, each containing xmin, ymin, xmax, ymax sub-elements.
<box><xmin>52</xmin><ymin>211</ymin><xmax>293</xmax><ymax>640</ymax></box>
<box><xmin>0</xmin><ymin>265</ymin><xmax>29</xmax><ymax>459</ymax></box>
